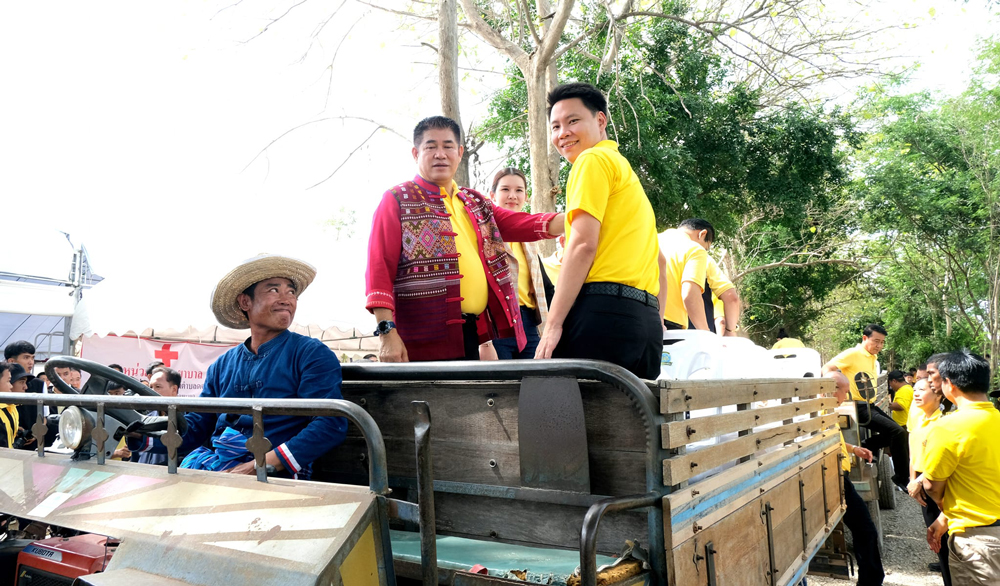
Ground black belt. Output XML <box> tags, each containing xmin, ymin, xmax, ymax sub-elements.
<box><xmin>581</xmin><ymin>282</ymin><xmax>658</xmax><ymax>309</ymax></box>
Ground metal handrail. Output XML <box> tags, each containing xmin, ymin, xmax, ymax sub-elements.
<box><xmin>579</xmin><ymin>493</ymin><xmax>662</xmax><ymax>586</ymax></box>
<box><xmin>341</xmin><ymin>359</ymin><xmax>668</xmax><ymax>585</ymax></box>
<box><xmin>0</xmin><ymin>391</ymin><xmax>390</xmax><ymax>496</ymax></box>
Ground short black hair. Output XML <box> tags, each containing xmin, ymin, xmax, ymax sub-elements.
<box><xmin>4</xmin><ymin>341</ymin><xmax>35</xmax><ymax>360</ymax></box>
<box><xmin>917</xmin><ymin>363</ymin><xmax>928</xmax><ymax>370</ymax></box>
<box><xmin>108</xmin><ymin>363</ymin><xmax>123</xmax><ymax>372</ymax></box>
<box><xmin>106</xmin><ymin>380</ymin><xmax>124</xmax><ymax>392</ymax></box>
<box><xmin>678</xmin><ymin>218</ymin><xmax>716</xmax><ymax>243</ymax></box>
<box><xmin>547</xmin><ymin>82</ymin><xmax>609</xmax><ymax>118</ymax></box>
<box><xmin>938</xmin><ymin>349</ymin><xmax>990</xmax><ymax>394</ymax></box>
<box><xmin>927</xmin><ymin>353</ymin><xmax>949</xmax><ymax>367</ymax></box>
<box><xmin>69</xmin><ymin>367</ymin><xmax>82</xmax><ymax>375</ymax></box>
<box><xmin>145</xmin><ymin>361</ymin><xmax>164</xmax><ymax>376</ymax></box>
<box><xmin>0</xmin><ymin>362</ymin><xmax>10</xmax><ymax>378</ymax></box>
<box><xmin>151</xmin><ymin>366</ymin><xmax>182</xmax><ymax>388</ymax></box>
<box><xmin>413</xmin><ymin>116</ymin><xmax>462</xmax><ymax>146</ymax></box>
<box><xmin>863</xmin><ymin>324</ymin><xmax>887</xmax><ymax>337</ymax></box>
<box><xmin>886</xmin><ymin>370</ymin><xmax>907</xmax><ymax>383</ymax></box>
<box><xmin>777</xmin><ymin>328</ymin><xmax>789</xmax><ymax>339</ymax></box>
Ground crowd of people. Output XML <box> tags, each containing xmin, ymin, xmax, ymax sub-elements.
<box><xmin>365</xmin><ymin>82</ymin><xmax>746</xmax><ymax>378</ymax></box>
<box><xmin>822</xmin><ymin>326</ymin><xmax>999</xmax><ymax>586</ymax></box>
<box><xmin>2</xmin><ymin>79</ymin><xmax>997</xmax><ymax>584</ymax></box>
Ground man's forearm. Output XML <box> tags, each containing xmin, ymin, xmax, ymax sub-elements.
<box><xmin>682</xmin><ymin>284</ymin><xmax>709</xmax><ymax>330</ymax></box>
<box><xmin>721</xmin><ymin>292</ymin><xmax>741</xmax><ymax>331</ymax></box>
<box><xmin>657</xmin><ymin>251</ymin><xmax>668</xmax><ymax>318</ymax></box>
<box><xmin>546</xmin><ymin>240</ymin><xmax>597</xmax><ymax>328</ymax></box>
<box><xmin>548</xmin><ymin>213</ymin><xmax>566</xmax><ymax>236</ymax></box>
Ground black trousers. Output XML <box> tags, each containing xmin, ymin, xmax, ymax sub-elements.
<box><xmin>856</xmin><ymin>402</ymin><xmax>909</xmax><ymax>485</ymax></box>
<box><xmin>461</xmin><ymin>313</ymin><xmax>479</xmax><ymax>360</ymax></box>
<box><xmin>553</xmin><ymin>293</ymin><xmax>663</xmax><ymax>380</ymax></box>
<box><xmin>843</xmin><ymin>471</ymin><xmax>885</xmax><ymax>586</ymax></box>
<box><xmin>922</xmin><ymin>494</ymin><xmax>952</xmax><ymax>585</ymax></box>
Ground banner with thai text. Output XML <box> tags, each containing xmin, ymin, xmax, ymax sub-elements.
<box><xmin>80</xmin><ymin>336</ymin><xmax>236</xmax><ymax>397</ymax></box>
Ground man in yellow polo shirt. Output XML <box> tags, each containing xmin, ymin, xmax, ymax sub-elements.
<box><xmin>826</xmin><ymin>371</ymin><xmax>885</xmax><ymax>586</ymax></box>
<box><xmin>823</xmin><ymin>324</ymin><xmax>908</xmax><ymax>489</ymax></box>
<box><xmin>536</xmin><ymin>82</ymin><xmax>665</xmax><ymax>379</ymax></box>
<box><xmin>658</xmin><ymin>220</ymin><xmax>711</xmax><ymax>331</ymax></box>
<box><xmin>886</xmin><ymin>370</ymin><xmax>914</xmax><ymax>429</ymax></box>
<box><xmin>922</xmin><ymin>350</ymin><xmax>1000</xmax><ymax>584</ymax></box>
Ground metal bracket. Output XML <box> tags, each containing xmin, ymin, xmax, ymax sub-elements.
<box><xmin>32</xmin><ymin>403</ymin><xmax>47</xmax><ymax>458</ymax></box>
<box><xmin>798</xmin><ymin>479</ymin><xmax>809</xmax><ymax>555</ymax></box>
<box><xmin>93</xmin><ymin>403</ymin><xmax>109</xmax><ymax>465</ymax></box>
<box><xmin>761</xmin><ymin>501</ymin><xmax>777</xmax><ymax>586</ymax></box>
<box><xmin>821</xmin><ymin>464</ymin><xmax>830</xmax><ymax>526</ymax></box>
<box><xmin>413</xmin><ymin>401</ymin><xmax>438</xmax><ymax>586</ymax></box>
<box><xmin>246</xmin><ymin>405</ymin><xmax>272</xmax><ymax>483</ymax></box>
<box><xmin>162</xmin><ymin>405</ymin><xmax>184</xmax><ymax>475</ymax></box>
<box><xmin>705</xmin><ymin>541</ymin><xmax>718</xmax><ymax>586</ymax></box>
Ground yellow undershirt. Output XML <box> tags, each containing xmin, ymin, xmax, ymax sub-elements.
<box><xmin>440</xmin><ymin>183</ymin><xmax>488</xmax><ymax>315</ymax></box>
<box><xmin>509</xmin><ymin>242</ymin><xmax>536</xmax><ymax>310</ymax></box>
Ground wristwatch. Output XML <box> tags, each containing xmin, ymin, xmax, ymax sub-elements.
<box><xmin>374</xmin><ymin>320</ymin><xmax>396</xmax><ymax>336</ymax></box>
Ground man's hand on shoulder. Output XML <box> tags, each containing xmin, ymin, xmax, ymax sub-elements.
<box><xmin>379</xmin><ymin>330</ymin><xmax>409</xmax><ymax>363</ymax></box>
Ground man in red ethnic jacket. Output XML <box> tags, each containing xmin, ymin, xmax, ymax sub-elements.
<box><xmin>366</xmin><ymin>116</ymin><xmax>565</xmax><ymax>362</ymax></box>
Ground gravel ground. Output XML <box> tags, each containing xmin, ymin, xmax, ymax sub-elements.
<box><xmin>808</xmin><ymin>490</ymin><xmax>945</xmax><ymax>586</ymax></box>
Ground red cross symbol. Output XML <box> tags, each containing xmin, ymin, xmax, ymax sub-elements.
<box><xmin>154</xmin><ymin>343</ymin><xmax>179</xmax><ymax>367</ymax></box>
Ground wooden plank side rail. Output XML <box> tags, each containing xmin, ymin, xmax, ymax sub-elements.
<box><xmin>663</xmin><ymin>415</ymin><xmax>838</xmax><ymax>486</ymax></box>
<box><xmin>660</xmin><ymin>378</ymin><xmax>835</xmax><ymax>414</ymax></box>
<box><xmin>661</xmin><ymin>397</ymin><xmax>838</xmax><ymax>448</ymax></box>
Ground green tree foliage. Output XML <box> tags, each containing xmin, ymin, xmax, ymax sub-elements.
<box><xmin>479</xmin><ymin>16</ymin><xmax>861</xmax><ymax>342</ymax></box>
<box><xmin>846</xmin><ymin>38</ymin><xmax>1000</xmax><ymax>381</ymax></box>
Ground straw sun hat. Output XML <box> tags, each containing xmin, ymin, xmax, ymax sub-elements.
<box><xmin>210</xmin><ymin>254</ymin><xmax>317</xmax><ymax>329</ymax></box>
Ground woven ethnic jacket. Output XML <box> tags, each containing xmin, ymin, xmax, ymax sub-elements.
<box><xmin>366</xmin><ymin>175</ymin><xmax>557</xmax><ymax>361</ymax></box>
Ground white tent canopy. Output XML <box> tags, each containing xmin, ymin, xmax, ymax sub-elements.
<box><xmin>1</xmin><ymin>227</ymin><xmax>98</xmax><ymax>360</ymax></box>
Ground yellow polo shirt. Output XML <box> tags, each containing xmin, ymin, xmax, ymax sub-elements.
<box><xmin>773</xmin><ymin>337</ymin><xmax>805</xmax><ymax>350</ymax></box>
<box><xmin>840</xmin><ymin>431</ymin><xmax>852</xmax><ymax>472</ymax></box>
<box><xmin>564</xmin><ymin>140</ymin><xmax>660</xmax><ymax>296</ymax></box>
<box><xmin>509</xmin><ymin>242</ymin><xmax>536</xmax><ymax>309</ymax></box>
<box><xmin>827</xmin><ymin>345</ymin><xmax>878</xmax><ymax>403</ymax></box>
<box><xmin>705</xmin><ymin>257</ymin><xmax>734</xmax><ymax>297</ymax></box>
<box><xmin>441</xmin><ymin>183</ymin><xmax>488</xmax><ymax>315</ymax></box>
<box><xmin>922</xmin><ymin>401</ymin><xmax>1000</xmax><ymax>534</ymax></box>
<box><xmin>659</xmin><ymin>229</ymin><xmax>707</xmax><ymax>326</ymax></box>
<box><xmin>891</xmin><ymin>384</ymin><xmax>914</xmax><ymax>427</ymax></box>
<box><xmin>1</xmin><ymin>404</ymin><xmax>19</xmax><ymax>448</ymax></box>
<box><xmin>907</xmin><ymin>407</ymin><xmax>942</xmax><ymax>472</ymax></box>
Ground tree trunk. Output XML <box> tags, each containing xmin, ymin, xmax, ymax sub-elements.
<box><xmin>438</xmin><ymin>0</ymin><xmax>469</xmax><ymax>186</ymax></box>
<box><xmin>525</xmin><ymin>59</ymin><xmax>561</xmax><ymax>253</ymax></box>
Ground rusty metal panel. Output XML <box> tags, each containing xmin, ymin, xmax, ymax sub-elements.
<box><xmin>0</xmin><ymin>449</ymin><xmax>384</xmax><ymax>586</ymax></box>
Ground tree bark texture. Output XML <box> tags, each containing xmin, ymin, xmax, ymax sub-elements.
<box><xmin>438</xmin><ymin>0</ymin><xmax>469</xmax><ymax>186</ymax></box>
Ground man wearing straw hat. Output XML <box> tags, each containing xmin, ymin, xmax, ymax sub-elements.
<box><xmin>128</xmin><ymin>254</ymin><xmax>346</xmax><ymax>479</ymax></box>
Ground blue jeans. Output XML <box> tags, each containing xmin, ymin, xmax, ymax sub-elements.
<box><xmin>493</xmin><ymin>305</ymin><xmax>540</xmax><ymax>359</ymax></box>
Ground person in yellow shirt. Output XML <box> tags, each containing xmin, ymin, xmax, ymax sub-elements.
<box><xmin>905</xmin><ymin>377</ymin><xmax>951</xmax><ymax>582</ymax></box>
<box><xmin>922</xmin><ymin>349</ymin><xmax>1000</xmax><ymax>584</ymax></box>
<box><xmin>887</xmin><ymin>370</ymin><xmax>914</xmax><ymax>428</ymax></box>
<box><xmin>705</xmin><ymin>257</ymin><xmax>741</xmax><ymax>335</ymax></box>
<box><xmin>772</xmin><ymin>328</ymin><xmax>805</xmax><ymax>350</ymax></box>
<box><xmin>826</xmin><ymin>371</ymin><xmax>885</xmax><ymax>585</ymax></box>
<box><xmin>658</xmin><ymin>219</ymin><xmax>712</xmax><ymax>331</ymax></box>
<box><xmin>822</xmin><ymin>324</ymin><xmax>908</xmax><ymax>489</ymax></box>
<box><xmin>366</xmin><ymin>116</ymin><xmax>564</xmax><ymax>362</ymax></box>
<box><xmin>536</xmin><ymin>83</ymin><xmax>665</xmax><ymax>379</ymax></box>
<box><xmin>481</xmin><ymin>168</ymin><xmax>550</xmax><ymax>360</ymax></box>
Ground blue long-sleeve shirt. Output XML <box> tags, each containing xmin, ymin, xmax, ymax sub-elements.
<box><xmin>130</xmin><ymin>329</ymin><xmax>346</xmax><ymax>479</ymax></box>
